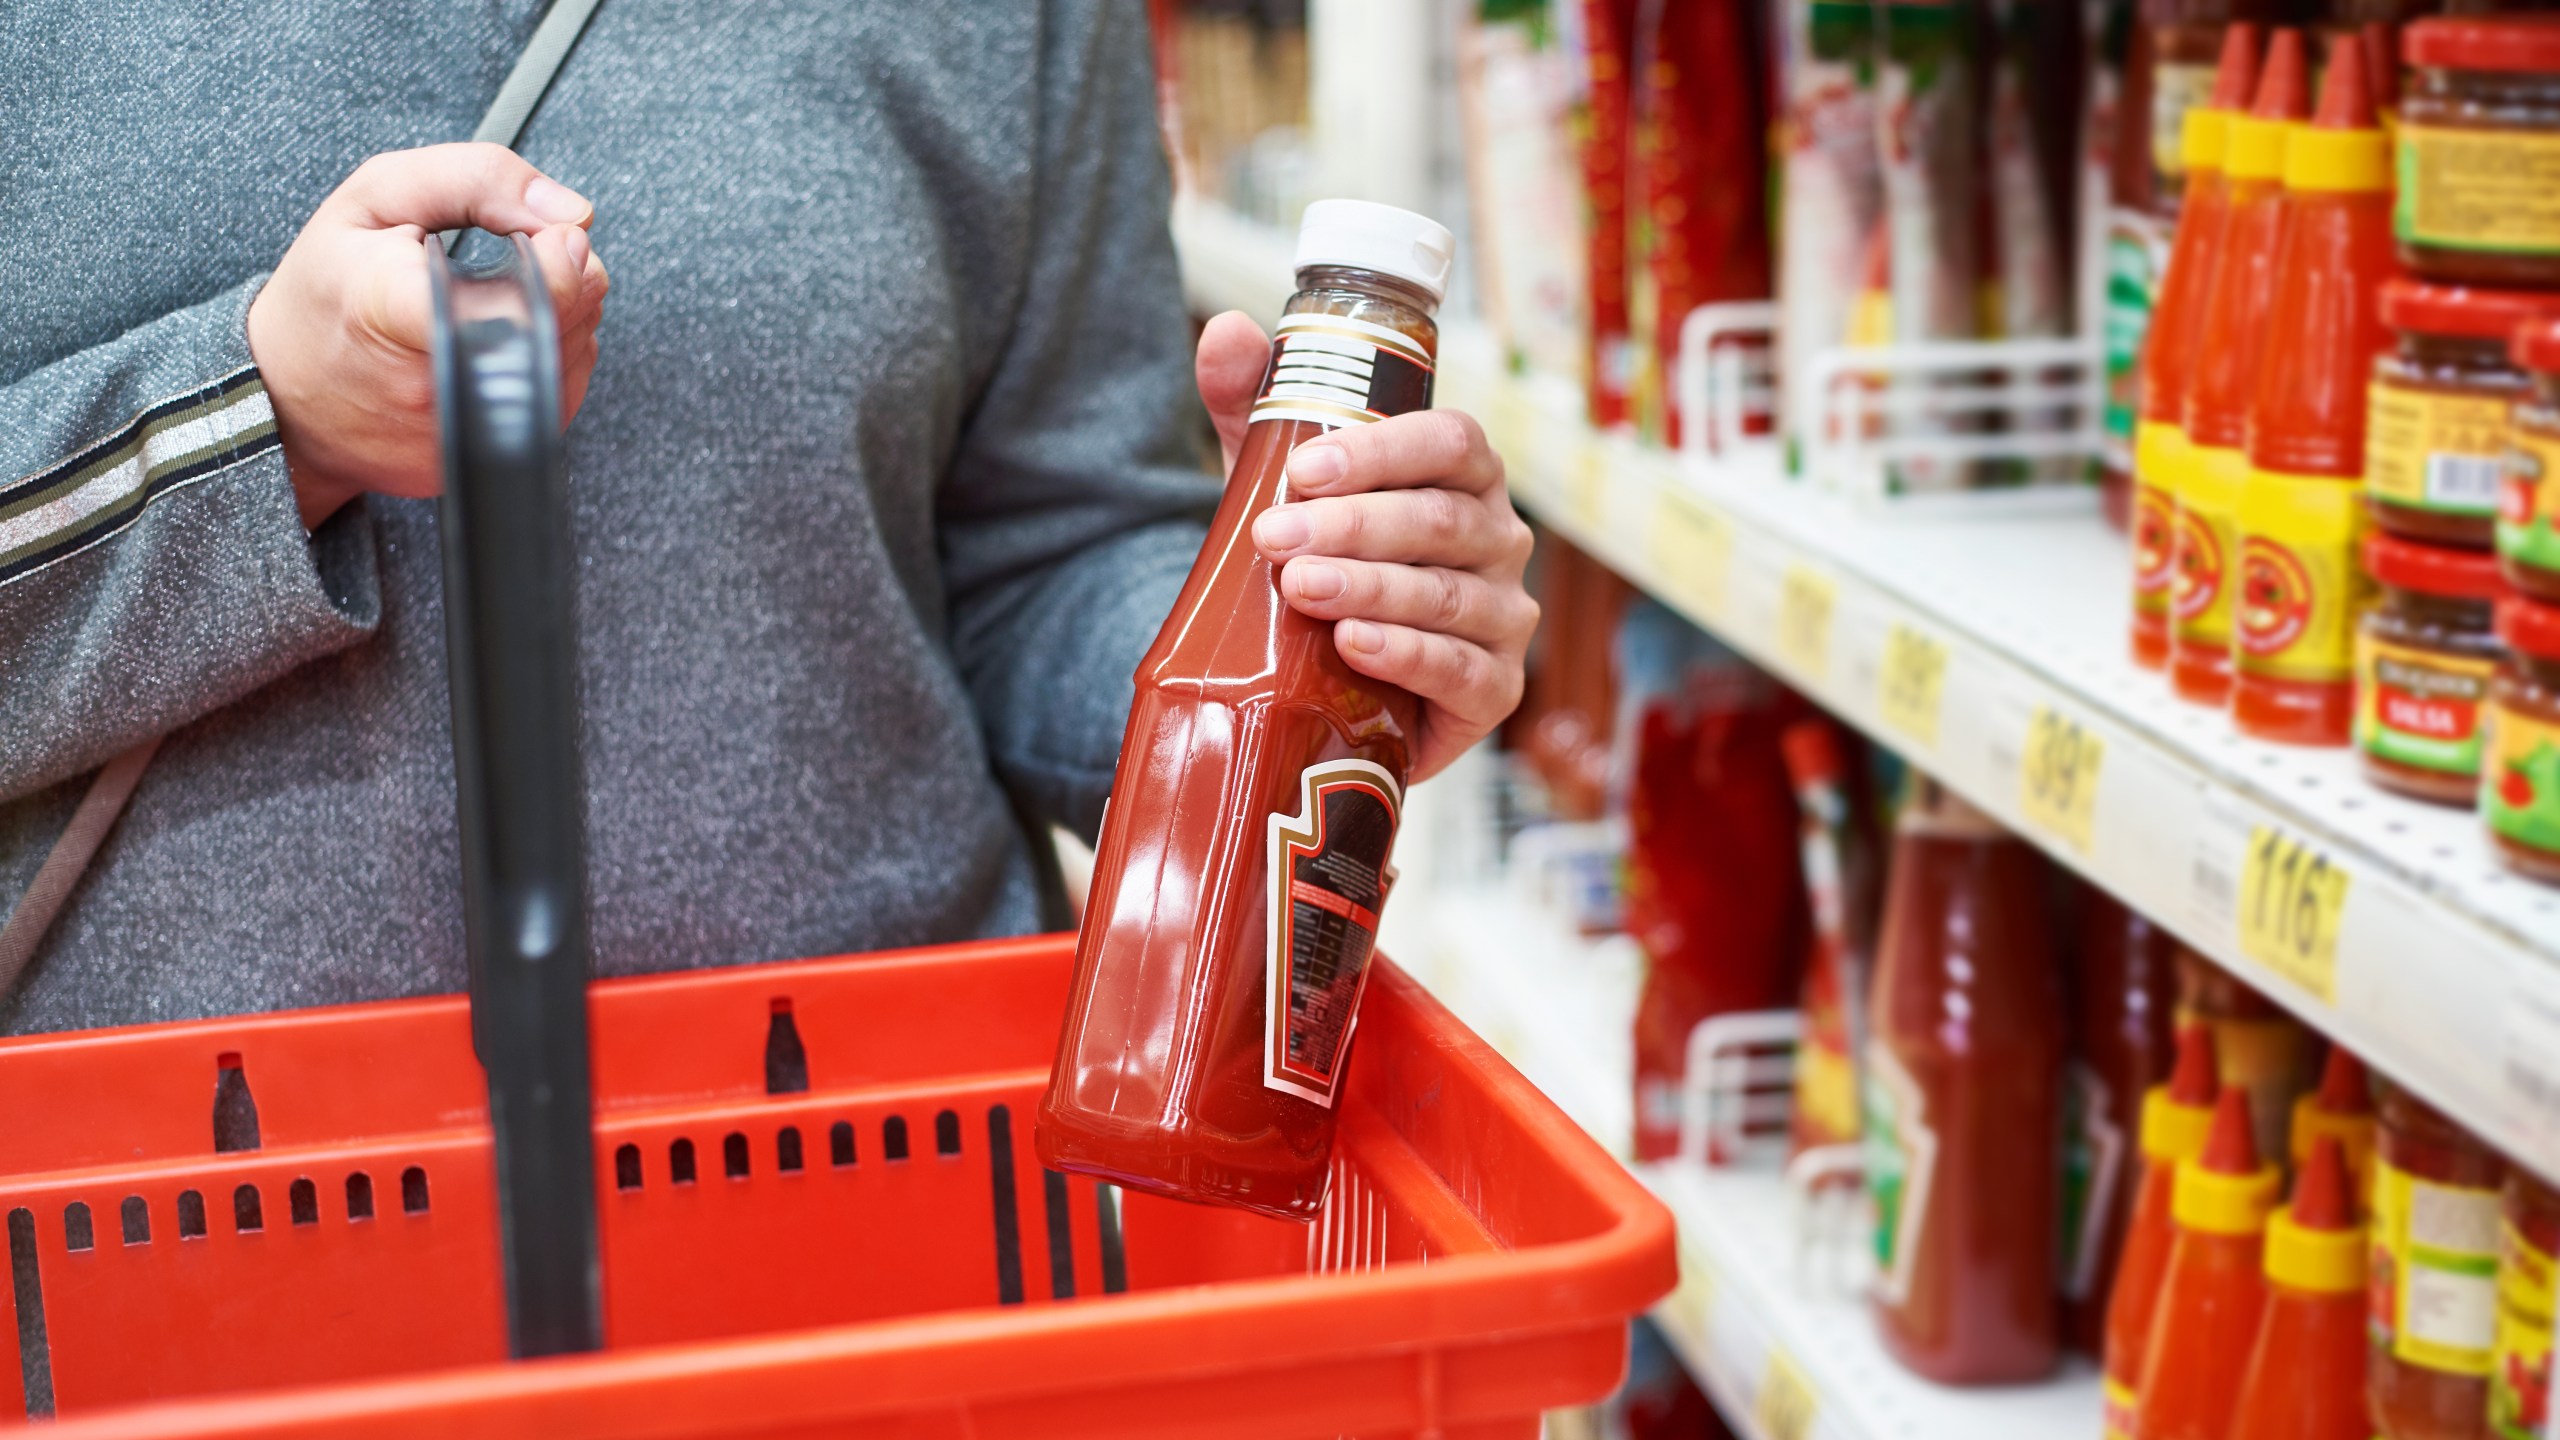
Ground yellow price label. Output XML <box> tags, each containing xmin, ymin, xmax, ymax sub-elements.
<box><xmin>2236</xmin><ymin>826</ymin><xmax>2350</xmax><ymax>1003</ymax></box>
<box><xmin>1776</xmin><ymin>566</ymin><xmax>1836</xmax><ymax>680</ymax></box>
<box><xmin>1669</xmin><ymin>1240</ymin><xmax>1718</xmax><ymax>1347</ymax></box>
<box><xmin>2018</xmin><ymin>705</ymin><xmax>2104</xmax><ymax>855</ymax></box>
<box><xmin>1569</xmin><ymin>442</ymin><xmax>1608</xmax><ymax>535</ymax></box>
<box><xmin>1755</xmin><ymin>1348</ymin><xmax>1819</xmax><ymax>1440</ymax></box>
<box><xmin>1876</xmin><ymin>623</ymin><xmax>1949</xmax><ymax>749</ymax></box>
<box><xmin>1646</xmin><ymin>491</ymin><xmax>1732</xmax><ymax>621</ymax></box>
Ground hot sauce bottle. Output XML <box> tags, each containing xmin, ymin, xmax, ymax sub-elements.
<box><xmin>1037</xmin><ymin>201</ymin><xmax>1454</xmax><ymax>1221</ymax></box>
<box><xmin>2063</xmin><ymin>891</ymin><xmax>2183</xmax><ymax>1355</ymax></box>
<box><xmin>2235</xmin><ymin>43</ymin><xmax>2396</xmax><ymax>745</ymax></box>
<box><xmin>2291</xmin><ymin>1044</ymin><xmax>2377</xmax><ymax>1203</ymax></box>
<box><xmin>2103</xmin><ymin>1023</ymin><xmax>2224</xmax><ymax>1440</ymax></box>
<box><xmin>2134</xmin><ymin>25</ymin><xmax>2263</xmax><ymax>671</ymax></box>
<box><xmin>1783</xmin><ymin>719</ymin><xmax>1868</xmax><ymax>1155</ymax></box>
<box><xmin>2371</xmin><ymin>1078</ymin><xmax>2505</xmax><ymax>1440</ymax></box>
<box><xmin>2133</xmin><ymin>1088</ymin><xmax>2283</xmax><ymax>1440</ymax></box>
<box><xmin>1864</xmin><ymin>785</ymin><xmax>2066</xmax><ymax>1385</ymax></box>
<box><xmin>2174</xmin><ymin>29</ymin><xmax>2310</xmax><ymax>707</ymax></box>
<box><xmin>2228</xmin><ymin>1135</ymin><xmax>2374</xmax><ymax>1440</ymax></box>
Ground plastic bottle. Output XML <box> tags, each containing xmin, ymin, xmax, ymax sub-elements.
<box><xmin>1038</xmin><ymin>201</ymin><xmax>1452</xmax><ymax>1221</ymax></box>
<box><xmin>2290</xmin><ymin>1044</ymin><xmax>2377</xmax><ymax>1204</ymax></box>
<box><xmin>2370</xmin><ymin>1078</ymin><xmax>2505</xmax><ymax>1440</ymax></box>
<box><xmin>2133</xmin><ymin>1088</ymin><xmax>2283</xmax><ymax>1440</ymax></box>
<box><xmin>1864</xmin><ymin>785</ymin><xmax>2066</xmax><ymax>1385</ymax></box>
<box><xmin>2179</xmin><ymin>949</ymin><xmax>2319</xmax><ymax>1167</ymax></box>
<box><xmin>2234</xmin><ymin>41</ymin><xmax>2395</xmax><ymax>745</ymax></box>
<box><xmin>2103</xmin><ymin>1023</ymin><xmax>2224</xmax><ymax>1439</ymax></box>
<box><xmin>2063</xmin><ymin>891</ymin><xmax>2184</xmax><ymax>1355</ymax></box>
<box><xmin>2133</xmin><ymin>25</ymin><xmax>2263</xmax><ymax>671</ymax></box>
<box><xmin>1783</xmin><ymin>718</ymin><xmax>1867</xmax><ymax>1155</ymax></box>
<box><xmin>2174</xmin><ymin>29</ymin><xmax>2310</xmax><ymax>707</ymax></box>
<box><xmin>2228</xmin><ymin>1135</ymin><xmax>2373</xmax><ymax>1440</ymax></box>
<box><xmin>2491</xmin><ymin>1169</ymin><xmax>2560</xmax><ymax>1440</ymax></box>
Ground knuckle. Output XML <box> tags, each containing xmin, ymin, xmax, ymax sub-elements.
<box><xmin>1422</xmin><ymin>410</ymin><xmax>1474</xmax><ymax>468</ymax></box>
<box><xmin>1417</xmin><ymin>486</ymin><xmax>1467</xmax><ymax>541</ymax></box>
<box><xmin>1426</xmin><ymin>567</ymin><xmax>1469</xmax><ymax>630</ymax></box>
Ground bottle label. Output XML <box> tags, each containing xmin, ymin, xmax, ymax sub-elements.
<box><xmin>1863</xmin><ymin>1040</ymin><xmax>1937</xmax><ymax>1307</ymax></box>
<box><xmin>2236</xmin><ymin>469</ymin><xmax>2375</xmax><ymax>682</ymax></box>
<box><xmin>1251</xmin><ymin>313</ymin><xmax>1436</xmax><ymax>430</ymax></box>
<box><xmin>2368</xmin><ymin>380</ymin><xmax>2511</xmax><ymax>518</ymax></box>
<box><xmin>2173</xmin><ymin>445</ymin><xmax>2245</xmax><ymax>646</ymax></box>
<box><xmin>2151</xmin><ymin>61</ymin><xmax>2217</xmax><ymax>189</ymax></box>
<box><xmin>2396</xmin><ymin>125</ymin><xmax>2560</xmax><ymax>257</ymax></box>
<box><xmin>2059</xmin><ymin>1062</ymin><xmax>2128</xmax><ymax>1304</ymax></box>
<box><xmin>2487</xmin><ymin>701</ymin><xmax>2560</xmax><ymax>858</ymax></box>
<box><xmin>2104</xmin><ymin>213</ymin><xmax>2169</xmax><ymax>464</ymax></box>
<box><xmin>2102</xmin><ymin>1376</ymin><xmax>2139</xmax><ymax>1440</ymax></box>
<box><xmin>2357</xmin><ymin>634</ymin><xmax>2495</xmax><ymax>777</ymax></box>
<box><xmin>2134</xmin><ymin>479</ymin><xmax>2178</xmax><ymax>620</ymax></box>
<box><xmin>1263</xmin><ymin>759</ymin><xmax>1401</xmax><ymax>1107</ymax></box>
<box><xmin>2503</xmin><ymin>423</ymin><xmax>2560</xmax><ymax>575</ymax></box>
<box><xmin>2492</xmin><ymin>1218</ymin><xmax>2558</xmax><ymax>1440</ymax></box>
<box><xmin>2372</xmin><ymin>1159</ymin><xmax>2502</xmax><ymax>1377</ymax></box>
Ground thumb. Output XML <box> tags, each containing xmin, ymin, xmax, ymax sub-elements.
<box><xmin>326</xmin><ymin>142</ymin><xmax>592</xmax><ymax>237</ymax></box>
<box><xmin>1196</xmin><ymin>310</ymin><xmax>1268</xmax><ymax>473</ymax></box>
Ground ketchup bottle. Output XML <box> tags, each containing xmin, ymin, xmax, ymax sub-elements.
<box><xmin>2103</xmin><ymin>1023</ymin><xmax>2223</xmax><ymax>1440</ymax></box>
<box><xmin>2133</xmin><ymin>1088</ymin><xmax>2283</xmax><ymax>1440</ymax></box>
<box><xmin>2133</xmin><ymin>25</ymin><xmax>2262</xmax><ymax>672</ymax></box>
<box><xmin>2228</xmin><ymin>1135</ymin><xmax>2372</xmax><ymax>1440</ymax></box>
<box><xmin>1782</xmin><ymin>719</ymin><xmax>1866</xmax><ymax>1155</ymax></box>
<box><xmin>2173</xmin><ymin>29</ymin><xmax>2309</xmax><ymax>708</ymax></box>
<box><xmin>1864</xmin><ymin>785</ymin><xmax>2065</xmax><ymax>1385</ymax></box>
<box><xmin>2235</xmin><ymin>43</ymin><xmax>2394</xmax><ymax>745</ymax></box>
<box><xmin>2290</xmin><ymin>1044</ymin><xmax>2377</xmax><ymax>1205</ymax></box>
<box><xmin>1037</xmin><ymin>201</ymin><xmax>1454</xmax><ymax>1221</ymax></box>
<box><xmin>2063</xmin><ymin>891</ymin><xmax>2182</xmax><ymax>1355</ymax></box>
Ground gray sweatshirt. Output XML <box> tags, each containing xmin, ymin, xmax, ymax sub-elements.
<box><xmin>0</xmin><ymin>0</ymin><xmax>1217</xmax><ymax>1034</ymax></box>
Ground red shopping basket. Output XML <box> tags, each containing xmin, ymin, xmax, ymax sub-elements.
<box><xmin>0</xmin><ymin>934</ymin><xmax>1674</xmax><ymax>1438</ymax></box>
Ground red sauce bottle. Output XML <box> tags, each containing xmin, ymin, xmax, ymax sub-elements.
<box><xmin>2235</xmin><ymin>44</ymin><xmax>2396</xmax><ymax>745</ymax></box>
<box><xmin>2291</xmin><ymin>1044</ymin><xmax>2377</xmax><ymax>1206</ymax></box>
<box><xmin>1864</xmin><ymin>785</ymin><xmax>2065</xmax><ymax>1385</ymax></box>
<box><xmin>2174</xmin><ymin>29</ymin><xmax>2310</xmax><ymax>708</ymax></box>
<box><xmin>2229</xmin><ymin>1135</ymin><xmax>2373</xmax><ymax>1440</ymax></box>
<box><xmin>2134</xmin><ymin>25</ymin><xmax>2262</xmax><ymax>672</ymax></box>
<box><xmin>2103</xmin><ymin>1022</ymin><xmax>2223</xmax><ymax>1440</ymax></box>
<box><xmin>2063</xmin><ymin>890</ymin><xmax>2183</xmax><ymax>1355</ymax></box>
<box><xmin>2134</xmin><ymin>1088</ymin><xmax>2283</xmax><ymax>1440</ymax></box>
<box><xmin>1038</xmin><ymin>201</ymin><xmax>1454</xmax><ymax>1221</ymax></box>
<box><xmin>1783</xmin><ymin>719</ymin><xmax>1866</xmax><ymax>1155</ymax></box>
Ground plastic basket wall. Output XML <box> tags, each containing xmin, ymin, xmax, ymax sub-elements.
<box><xmin>0</xmin><ymin>936</ymin><xmax>1672</xmax><ymax>1438</ymax></box>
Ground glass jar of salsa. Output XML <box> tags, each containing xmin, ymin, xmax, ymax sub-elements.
<box><xmin>2396</xmin><ymin>17</ymin><xmax>2560</xmax><ymax>287</ymax></box>
<box><xmin>2486</xmin><ymin>595</ymin><xmax>2560</xmax><ymax>884</ymax></box>
<box><xmin>2503</xmin><ymin>318</ymin><xmax>2560</xmax><ymax>604</ymax></box>
<box><xmin>2370</xmin><ymin>1077</ymin><xmax>2506</xmax><ymax>1440</ymax></box>
<box><xmin>2357</xmin><ymin>532</ymin><xmax>2508</xmax><ymax>804</ymax></box>
<box><xmin>2370</xmin><ymin>279</ymin><xmax>2552</xmax><ymax>548</ymax></box>
<box><xmin>2489</xmin><ymin>1168</ymin><xmax>2560</xmax><ymax>1440</ymax></box>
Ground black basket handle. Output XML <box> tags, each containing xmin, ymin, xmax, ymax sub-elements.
<box><xmin>427</xmin><ymin>232</ymin><xmax>602</xmax><ymax>1359</ymax></box>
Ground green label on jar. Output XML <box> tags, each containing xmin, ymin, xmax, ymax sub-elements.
<box><xmin>2486</xmin><ymin>703</ymin><xmax>2560</xmax><ymax>856</ymax></box>
<box><xmin>2505</xmin><ymin>428</ymin><xmax>2560</xmax><ymax>574</ymax></box>
<box><xmin>2359</xmin><ymin>634</ymin><xmax>2493</xmax><ymax>776</ymax></box>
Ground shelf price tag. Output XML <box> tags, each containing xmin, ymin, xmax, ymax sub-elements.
<box><xmin>2017</xmin><ymin>704</ymin><xmax>2104</xmax><ymax>856</ymax></box>
<box><xmin>2235</xmin><ymin>827</ymin><xmax>2351</xmax><ymax>1005</ymax></box>
<box><xmin>1755</xmin><ymin>1348</ymin><xmax>1819</xmax><ymax>1440</ymax></box>
<box><xmin>1646</xmin><ymin>490</ymin><xmax>1732</xmax><ymax>622</ymax></box>
<box><xmin>1569</xmin><ymin>442</ymin><xmax>1608</xmax><ymax>536</ymax></box>
<box><xmin>1876</xmin><ymin>623</ymin><xmax>1949</xmax><ymax>750</ymax></box>
<box><xmin>1775</xmin><ymin>565</ymin><xmax>1836</xmax><ymax>681</ymax></box>
<box><xmin>1669</xmin><ymin>1238</ymin><xmax>1718</xmax><ymax>1350</ymax></box>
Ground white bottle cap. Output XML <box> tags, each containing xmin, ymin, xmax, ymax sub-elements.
<box><xmin>1292</xmin><ymin>199</ymin><xmax>1455</xmax><ymax>305</ymax></box>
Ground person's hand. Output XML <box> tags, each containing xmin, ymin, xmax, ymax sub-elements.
<box><xmin>1194</xmin><ymin>311</ymin><xmax>1537</xmax><ymax>782</ymax></box>
<box><xmin>246</xmin><ymin>143</ymin><xmax>611</xmax><ymax>529</ymax></box>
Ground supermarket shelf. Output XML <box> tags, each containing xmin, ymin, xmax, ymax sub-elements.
<box><xmin>1393</xmin><ymin>881</ymin><xmax>2099</xmax><ymax>1440</ymax></box>
<box><xmin>1430</xmin><ymin>330</ymin><xmax>2560</xmax><ymax>1186</ymax></box>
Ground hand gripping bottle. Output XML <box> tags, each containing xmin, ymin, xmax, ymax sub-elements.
<box><xmin>1037</xmin><ymin>201</ymin><xmax>1454</xmax><ymax>1221</ymax></box>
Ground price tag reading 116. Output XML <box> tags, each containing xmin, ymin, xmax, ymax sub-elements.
<box><xmin>2236</xmin><ymin>826</ymin><xmax>2351</xmax><ymax>1004</ymax></box>
<box><xmin>1755</xmin><ymin>1348</ymin><xmax>1819</xmax><ymax>1440</ymax></box>
<box><xmin>2018</xmin><ymin>704</ymin><xmax>2104</xmax><ymax>856</ymax></box>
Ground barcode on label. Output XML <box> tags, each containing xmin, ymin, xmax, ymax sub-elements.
<box><xmin>2426</xmin><ymin>453</ymin><xmax>2502</xmax><ymax>507</ymax></box>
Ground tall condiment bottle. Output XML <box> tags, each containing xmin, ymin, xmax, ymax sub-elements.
<box><xmin>2235</xmin><ymin>42</ymin><xmax>2395</xmax><ymax>745</ymax></box>
<box><xmin>2132</xmin><ymin>1088</ymin><xmax>2284</xmax><ymax>1440</ymax></box>
<box><xmin>1037</xmin><ymin>201</ymin><xmax>1452</xmax><ymax>1221</ymax></box>
<box><xmin>2172</xmin><ymin>29</ymin><xmax>2310</xmax><ymax>708</ymax></box>
<box><xmin>2227</xmin><ymin>1136</ymin><xmax>2373</xmax><ymax>1440</ymax></box>
<box><xmin>2290</xmin><ymin>1044</ymin><xmax>2377</xmax><ymax>1202</ymax></box>
<box><xmin>2133</xmin><ymin>26</ymin><xmax>2263</xmax><ymax>672</ymax></box>
<box><xmin>2063</xmin><ymin>891</ymin><xmax>2183</xmax><ymax>1355</ymax></box>
<box><xmin>2103</xmin><ymin>1023</ymin><xmax>2224</xmax><ymax>1440</ymax></box>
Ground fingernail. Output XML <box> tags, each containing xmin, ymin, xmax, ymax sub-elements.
<box><xmin>526</xmin><ymin>175</ymin><xmax>591</xmax><ymax>225</ymax></box>
<box><xmin>1292</xmin><ymin>561</ymin><xmax>1345</xmax><ymax>601</ymax></box>
<box><xmin>1341</xmin><ymin>619</ymin><xmax>1386</xmax><ymax>654</ymax></box>
<box><xmin>1256</xmin><ymin>507</ymin><xmax>1310</xmax><ymax>553</ymax></box>
<box><xmin>1288</xmin><ymin>442</ymin><xmax>1347</xmax><ymax>489</ymax></box>
<box><xmin>563</xmin><ymin>226</ymin><xmax>592</xmax><ymax>270</ymax></box>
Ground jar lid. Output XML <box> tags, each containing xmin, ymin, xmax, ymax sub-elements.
<box><xmin>2366</xmin><ymin>532</ymin><xmax>2507</xmax><ymax>600</ymax></box>
<box><xmin>2502</xmin><ymin>595</ymin><xmax>2560</xmax><ymax>661</ymax></box>
<box><xmin>2405</xmin><ymin>16</ymin><xmax>2560</xmax><ymax>76</ymax></box>
<box><xmin>2515</xmin><ymin>316</ymin><xmax>2560</xmax><ymax>375</ymax></box>
<box><xmin>1293</xmin><ymin>200</ymin><xmax>1455</xmax><ymax>305</ymax></box>
<box><xmin>2381</xmin><ymin>279</ymin><xmax>2560</xmax><ymax>344</ymax></box>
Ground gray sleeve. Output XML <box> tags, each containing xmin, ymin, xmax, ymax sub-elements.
<box><xmin>0</xmin><ymin>273</ymin><xmax>381</xmax><ymax>802</ymax></box>
<box><xmin>940</xmin><ymin>0</ymin><xmax>1221</xmax><ymax>842</ymax></box>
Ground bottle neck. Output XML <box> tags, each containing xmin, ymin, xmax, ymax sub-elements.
<box><xmin>1290</xmin><ymin>265</ymin><xmax>1442</xmax><ymax>348</ymax></box>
